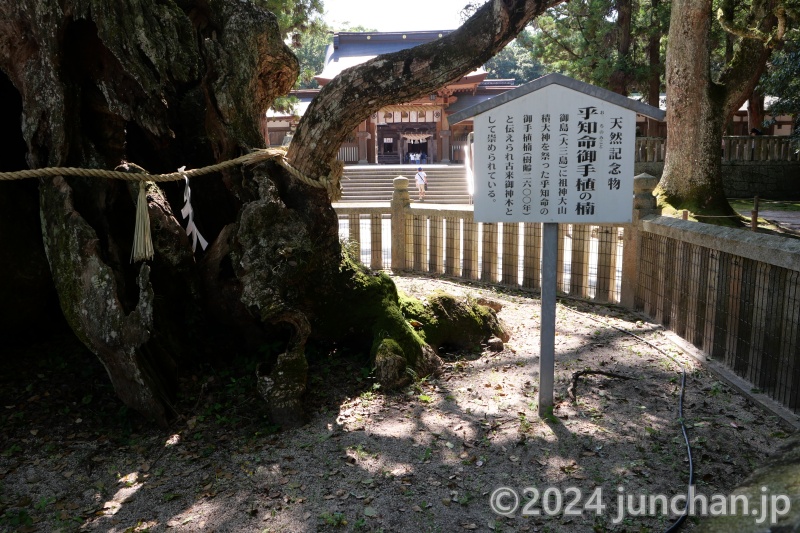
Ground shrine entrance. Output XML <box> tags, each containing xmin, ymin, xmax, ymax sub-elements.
<box><xmin>375</xmin><ymin>107</ymin><xmax>439</xmax><ymax>164</ymax></box>
<box><xmin>400</xmin><ymin>130</ymin><xmax>433</xmax><ymax>165</ymax></box>
<box><xmin>405</xmin><ymin>138</ymin><xmax>428</xmax><ymax>165</ymax></box>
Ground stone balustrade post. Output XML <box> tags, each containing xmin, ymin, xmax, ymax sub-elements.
<box><xmin>391</xmin><ymin>177</ymin><xmax>410</xmax><ymax>271</ymax></box>
<box><xmin>620</xmin><ymin>173</ymin><xmax>661</xmax><ymax>309</ymax></box>
<box><xmin>439</xmin><ymin>130</ymin><xmax>451</xmax><ymax>164</ymax></box>
<box><xmin>357</xmin><ymin>131</ymin><xmax>371</xmax><ymax>164</ymax></box>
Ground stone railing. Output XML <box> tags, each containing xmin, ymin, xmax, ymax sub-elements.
<box><xmin>634</xmin><ymin>136</ymin><xmax>799</xmax><ymax>163</ymax></box>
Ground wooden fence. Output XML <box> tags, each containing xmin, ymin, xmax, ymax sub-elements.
<box><xmin>334</xmin><ymin>206</ymin><xmax>626</xmax><ymax>303</ymax></box>
<box><xmin>337</xmin><ymin>144</ymin><xmax>358</xmax><ymax>164</ymax></box>
<box><xmin>333</xmin><ymin>175</ymin><xmax>800</xmax><ymax>414</ymax></box>
<box><xmin>635</xmin><ymin>137</ymin><xmax>667</xmax><ymax>162</ymax></box>
<box><xmin>636</xmin><ymin>217</ymin><xmax>800</xmax><ymax>411</ymax></box>
<box><xmin>722</xmin><ymin>136</ymin><xmax>800</xmax><ymax>162</ymax></box>
<box><xmin>331</xmin><ymin>136</ymin><xmax>796</xmax><ymax>165</ymax></box>
<box><xmin>451</xmin><ymin>139</ymin><xmax>468</xmax><ymax>163</ymax></box>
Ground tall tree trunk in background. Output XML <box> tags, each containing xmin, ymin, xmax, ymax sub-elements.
<box><xmin>0</xmin><ymin>0</ymin><xmax>563</xmax><ymax>425</ymax></box>
<box><xmin>608</xmin><ymin>0</ymin><xmax>634</xmax><ymax>95</ymax></box>
<box><xmin>748</xmin><ymin>89</ymin><xmax>766</xmax><ymax>133</ymax></box>
<box><xmin>645</xmin><ymin>0</ymin><xmax>663</xmax><ymax>137</ymax></box>
<box><xmin>659</xmin><ymin>0</ymin><xmax>782</xmax><ymax>215</ymax></box>
<box><xmin>661</xmin><ymin>0</ymin><xmax>727</xmax><ymax>212</ymax></box>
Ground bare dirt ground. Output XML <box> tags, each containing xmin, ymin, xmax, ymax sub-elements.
<box><xmin>0</xmin><ymin>274</ymin><xmax>793</xmax><ymax>533</ymax></box>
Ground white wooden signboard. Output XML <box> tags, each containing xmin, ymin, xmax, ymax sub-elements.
<box><xmin>472</xmin><ymin>84</ymin><xmax>636</xmax><ymax>224</ymax></box>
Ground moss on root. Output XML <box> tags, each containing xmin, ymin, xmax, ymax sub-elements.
<box><xmin>313</xmin><ymin>249</ymin><xmax>437</xmax><ymax>388</ymax></box>
<box><xmin>655</xmin><ymin>186</ymin><xmax>747</xmax><ymax>228</ymax></box>
<box><xmin>399</xmin><ymin>290</ymin><xmax>509</xmax><ymax>353</ymax></box>
<box><xmin>315</xmin><ymin>247</ymin><xmax>510</xmax><ymax>388</ymax></box>
<box><xmin>373</xmin><ymin>338</ymin><xmax>410</xmax><ymax>389</ymax></box>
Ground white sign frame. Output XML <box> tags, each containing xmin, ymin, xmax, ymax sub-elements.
<box><xmin>472</xmin><ymin>86</ymin><xmax>635</xmax><ymax>223</ymax></box>
<box><xmin>449</xmin><ymin>73</ymin><xmax>666</xmax><ymax>225</ymax></box>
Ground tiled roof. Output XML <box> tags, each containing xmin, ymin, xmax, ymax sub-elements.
<box><xmin>315</xmin><ymin>30</ymin><xmax>484</xmax><ymax>84</ymax></box>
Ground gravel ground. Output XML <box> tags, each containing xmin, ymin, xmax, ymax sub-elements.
<box><xmin>0</xmin><ymin>274</ymin><xmax>792</xmax><ymax>533</ymax></box>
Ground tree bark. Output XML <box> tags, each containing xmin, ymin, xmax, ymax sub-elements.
<box><xmin>645</xmin><ymin>0</ymin><xmax>663</xmax><ymax>137</ymax></box>
<box><xmin>253</xmin><ymin>0</ymin><xmax>565</xmax><ymax>423</ymax></box>
<box><xmin>609</xmin><ymin>0</ymin><xmax>634</xmax><ymax>95</ymax></box>
<box><xmin>661</xmin><ymin>0</ymin><xmax>728</xmax><ymax>212</ymax></box>
<box><xmin>0</xmin><ymin>0</ymin><xmax>297</xmax><ymax>425</ymax></box>
<box><xmin>659</xmin><ymin>0</ymin><xmax>781</xmax><ymax>215</ymax></box>
<box><xmin>747</xmin><ymin>88</ymin><xmax>766</xmax><ymax>133</ymax></box>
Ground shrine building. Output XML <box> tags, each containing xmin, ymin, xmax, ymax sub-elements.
<box><xmin>266</xmin><ymin>30</ymin><xmax>516</xmax><ymax>165</ymax></box>
<box><xmin>264</xmin><ymin>30</ymin><xmax>795</xmax><ymax>165</ymax></box>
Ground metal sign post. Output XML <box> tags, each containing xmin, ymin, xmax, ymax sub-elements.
<box><xmin>448</xmin><ymin>73</ymin><xmax>664</xmax><ymax>419</ymax></box>
<box><xmin>539</xmin><ymin>222</ymin><xmax>558</xmax><ymax>417</ymax></box>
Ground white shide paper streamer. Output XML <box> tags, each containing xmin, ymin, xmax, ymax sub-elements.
<box><xmin>180</xmin><ymin>168</ymin><xmax>208</xmax><ymax>252</ymax></box>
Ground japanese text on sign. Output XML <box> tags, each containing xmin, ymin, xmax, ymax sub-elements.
<box><xmin>473</xmin><ymin>85</ymin><xmax>635</xmax><ymax>223</ymax></box>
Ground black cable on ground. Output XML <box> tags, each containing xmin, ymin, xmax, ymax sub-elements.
<box><xmin>569</xmin><ymin>309</ymin><xmax>695</xmax><ymax>533</ymax></box>
<box><xmin>665</xmin><ymin>367</ymin><xmax>694</xmax><ymax>533</ymax></box>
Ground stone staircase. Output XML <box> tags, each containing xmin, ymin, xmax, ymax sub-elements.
<box><xmin>377</xmin><ymin>153</ymin><xmax>401</xmax><ymax>165</ymax></box>
<box><xmin>339</xmin><ymin>164</ymin><xmax>472</xmax><ymax>204</ymax></box>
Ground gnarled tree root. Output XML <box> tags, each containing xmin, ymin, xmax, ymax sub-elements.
<box><xmin>256</xmin><ymin>309</ymin><xmax>310</xmax><ymax>427</ymax></box>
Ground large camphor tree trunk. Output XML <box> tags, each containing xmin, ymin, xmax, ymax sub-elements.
<box><xmin>659</xmin><ymin>0</ymin><xmax>786</xmax><ymax>216</ymax></box>
<box><xmin>0</xmin><ymin>0</ymin><xmax>558</xmax><ymax>426</ymax></box>
<box><xmin>0</xmin><ymin>0</ymin><xmax>299</xmax><ymax>426</ymax></box>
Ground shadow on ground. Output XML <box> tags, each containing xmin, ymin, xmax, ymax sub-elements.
<box><xmin>0</xmin><ymin>276</ymin><xmax>793</xmax><ymax>532</ymax></box>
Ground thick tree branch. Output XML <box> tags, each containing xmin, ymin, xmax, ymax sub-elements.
<box><xmin>286</xmin><ymin>0</ymin><xmax>565</xmax><ymax>180</ymax></box>
<box><xmin>717</xmin><ymin>0</ymin><xmax>786</xmax><ymax>119</ymax></box>
<box><xmin>719</xmin><ymin>38</ymin><xmax>774</xmax><ymax>120</ymax></box>
<box><xmin>716</xmin><ymin>3</ymin><xmax>787</xmax><ymax>44</ymax></box>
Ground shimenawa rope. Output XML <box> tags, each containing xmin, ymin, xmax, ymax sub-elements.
<box><xmin>0</xmin><ymin>149</ymin><xmax>343</xmax><ymax>262</ymax></box>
